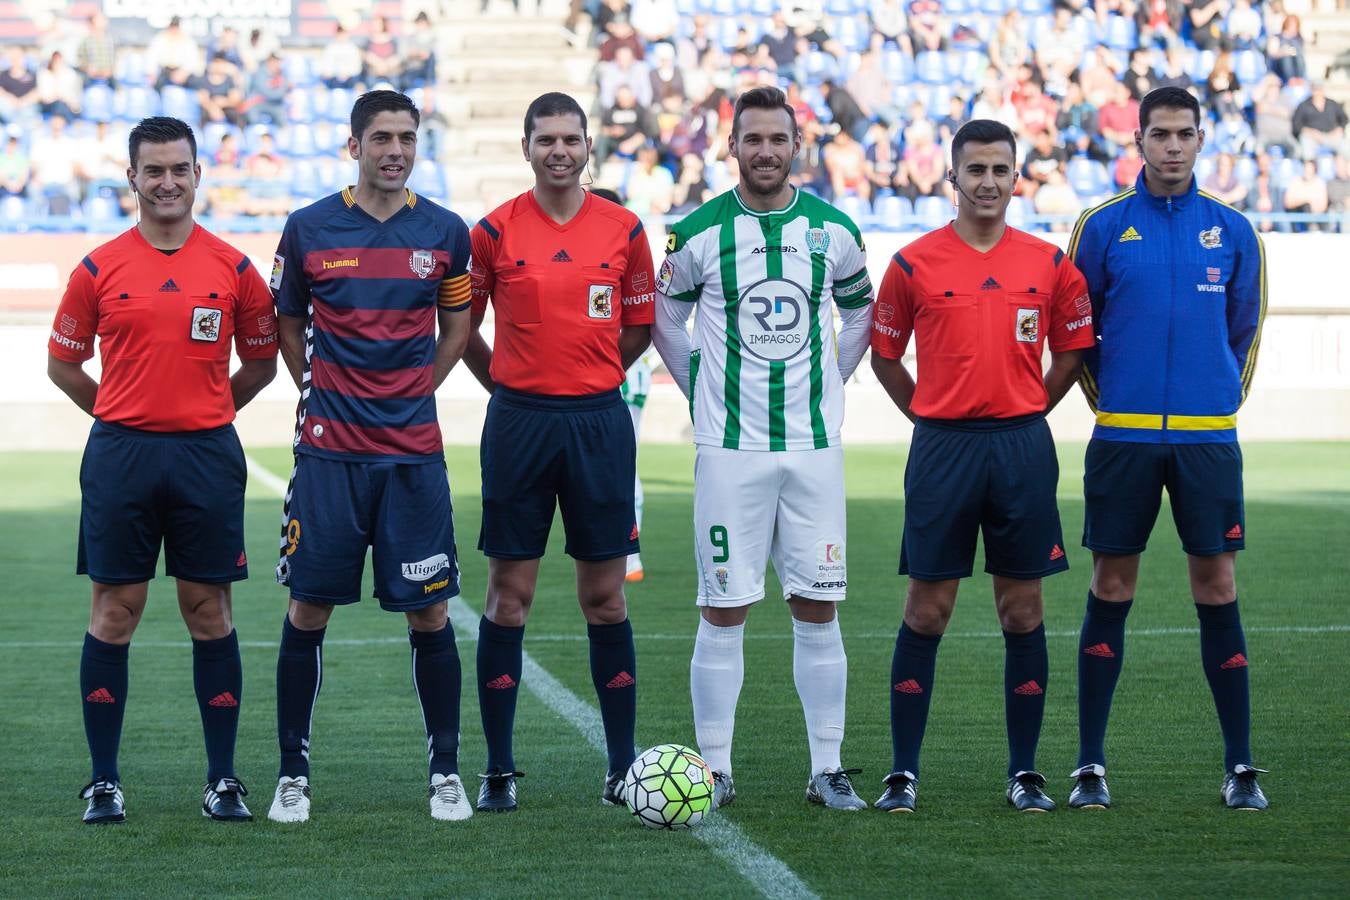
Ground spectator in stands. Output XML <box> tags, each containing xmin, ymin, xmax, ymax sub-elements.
<box><xmin>760</xmin><ymin>11</ymin><xmax>801</xmax><ymax>75</ymax></box>
<box><xmin>319</xmin><ymin>25</ymin><xmax>365</xmax><ymax>89</ymax></box>
<box><xmin>1080</xmin><ymin>46</ymin><xmax>1124</xmax><ymax>109</ymax></box>
<box><xmin>82</xmin><ymin>119</ymin><xmax>128</xmax><ymax>186</ymax></box>
<box><xmin>971</xmin><ymin>73</ymin><xmax>1019</xmax><ymax>130</ymax></box>
<box><xmin>0</xmin><ymin>131</ymin><xmax>29</xmax><ymax>198</ymax></box>
<box><xmin>1136</xmin><ymin>0</ymin><xmax>1184</xmax><ymax>49</ymax></box>
<box><xmin>648</xmin><ymin>42</ymin><xmax>684</xmax><ymax>110</ymax></box>
<box><xmin>1121</xmin><ymin>48</ymin><xmax>1159</xmax><ymax>102</ymax></box>
<box><xmin>1032</xmin><ymin>164</ymin><xmax>1078</xmax><ymax>227</ymax></box>
<box><xmin>936</xmin><ymin>93</ymin><xmax>968</xmax><ymax>144</ymax></box>
<box><xmin>598</xmin><ymin>45</ymin><xmax>651</xmax><ymax>109</ymax></box>
<box><xmin>243</xmin><ymin>131</ymin><xmax>289</xmax><ymax>216</ymax></box>
<box><xmin>1015</xmin><ymin>77</ymin><xmax>1059</xmax><ymax>140</ymax></box>
<box><xmin>1038</xmin><ymin>9</ymin><xmax>1086</xmax><ymax>97</ymax></box>
<box><xmin>37</xmin><ymin>51</ymin><xmax>81</xmax><ymax>120</ymax></box>
<box><xmin>77</xmin><ymin>12</ymin><xmax>116</xmax><ymax>88</ymax></box>
<box><xmin>1267</xmin><ymin>15</ymin><xmax>1307</xmax><ymax>84</ymax></box>
<box><xmin>792</xmin><ymin>11</ymin><xmax>847</xmax><ymax>62</ymax></box>
<box><xmin>630</xmin><ymin>0</ymin><xmax>679</xmax><ymax>45</ymax></box>
<box><xmin>871</xmin><ymin>0</ymin><xmax>909</xmax><ymax>52</ymax></box>
<box><xmin>1156</xmin><ymin>46</ymin><xmax>1195</xmax><ymax>92</ymax></box>
<box><xmin>400</xmin><ymin>12</ymin><xmax>437</xmax><ymax>89</ymax></box>
<box><xmin>1207</xmin><ymin>51</ymin><xmax>1244</xmax><ymax>121</ymax></box>
<box><xmin>901</xmin><ymin>117</ymin><xmax>944</xmax><ymax>199</ymax></box>
<box><xmin>246</xmin><ymin>53</ymin><xmax>289</xmax><ymax>126</ymax></box>
<box><xmin>147</xmin><ymin>17</ymin><xmax>202</xmax><ymax>89</ymax></box>
<box><xmin>208</xmin><ymin>27</ymin><xmax>246</xmax><ymax>72</ymax></box>
<box><xmin>824</xmin><ymin>128</ymin><xmax>870</xmax><ymax>203</ymax></box>
<box><xmin>1188</xmin><ymin>0</ymin><xmax>1227</xmax><ymax>52</ymax></box>
<box><xmin>988</xmin><ymin>10</ymin><xmax>1030</xmax><ymax>78</ymax></box>
<box><xmin>1253</xmin><ymin>73</ymin><xmax>1297</xmax><ymax>154</ymax></box>
<box><xmin>1098</xmin><ymin>81</ymin><xmax>1140</xmax><ymax>150</ymax></box>
<box><xmin>364</xmin><ymin>17</ymin><xmax>400</xmax><ymax>87</ymax></box>
<box><xmin>1022</xmin><ymin>129</ymin><xmax>1069</xmax><ymax>200</ymax></box>
<box><xmin>1057</xmin><ymin>79</ymin><xmax>1100</xmax><ymax>143</ymax></box>
<box><xmin>1283</xmin><ymin>158</ymin><xmax>1329</xmax><ymax>230</ymax></box>
<box><xmin>1247</xmin><ymin>152</ymin><xmax>1280</xmax><ymax>232</ymax></box>
<box><xmin>1112</xmin><ymin>138</ymin><xmax>1144</xmax><ymax>189</ymax></box>
<box><xmin>625</xmin><ymin>143</ymin><xmax>675</xmax><ymax>215</ymax></box>
<box><xmin>863</xmin><ymin>120</ymin><xmax>905</xmax><ymax>198</ymax></box>
<box><xmin>1327</xmin><ymin>155</ymin><xmax>1350</xmax><ymax>221</ymax></box>
<box><xmin>850</xmin><ymin>40</ymin><xmax>900</xmax><ymax>129</ymax></box>
<box><xmin>1292</xmin><ymin>82</ymin><xmax>1348</xmax><ymax>159</ymax></box>
<box><xmin>1225</xmin><ymin>0</ymin><xmax>1263</xmax><ymax>52</ymax></box>
<box><xmin>819</xmin><ymin>80</ymin><xmax>869</xmax><ymax>142</ymax></box>
<box><xmin>908</xmin><ymin>0</ymin><xmax>949</xmax><ymax>54</ymax></box>
<box><xmin>243</xmin><ymin>28</ymin><xmax>281</xmax><ymax>75</ymax></box>
<box><xmin>28</xmin><ymin>114</ymin><xmax>83</xmax><ymax>213</ymax></box>
<box><xmin>671</xmin><ymin>152</ymin><xmax>711</xmax><ymax>213</ymax></box>
<box><xmin>598</xmin><ymin>85</ymin><xmax>651</xmax><ymax>162</ymax></box>
<box><xmin>791</xmin><ymin>126</ymin><xmax>827</xmax><ymax>195</ymax></box>
<box><xmin>1203</xmin><ymin>152</ymin><xmax>1247</xmax><ymax>208</ymax></box>
<box><xmin>676</xmin><ymin>15</ymin><xmax>715</xmax><ymax>71</ymax></box>
<box><xmin>0</xmin><ymin>47</ymin><xmax>38</xmax><ymax>124</ymax></box>
<box><xmin>600</xmin><ymin>19</ymin><xmax>645</xmax><ymax>63</ymax></box>
<box><xmin>199</xmin><ymin>53</ymin><xmax>245</xmax><ymax>127</ymax></box>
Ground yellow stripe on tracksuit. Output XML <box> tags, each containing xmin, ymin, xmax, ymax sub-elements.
<box><xmin>1094</xmin><ymin>412</ymin><xmax>1237</xmax><ymax>431</ymax></box>
<box><xmin>1198</xmin><ymin>191</ymin><xmax>1268</xmax><ymax>405</ymax></box>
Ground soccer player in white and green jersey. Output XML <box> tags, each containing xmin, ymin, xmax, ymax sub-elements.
<box><xmin>652</xmin><ymin>86</ymin><xmax>875</xmax><ymax>811</ymax></box>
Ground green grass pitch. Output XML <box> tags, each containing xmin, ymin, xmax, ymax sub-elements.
<box><xmin>2</xmin><ymin>442</ymin><xmax>1347</xmax><ymax>897</ymax></box>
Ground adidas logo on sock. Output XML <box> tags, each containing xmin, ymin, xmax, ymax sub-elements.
<box><xmin>980</xmin><ymin>276</ymin><xmax>1001</xmax><ymax>290</ymax></box>
<box><xmin>85</xmin><ymin>687</ymin><xmax>116</xmax><ymax>704</ymax></box>
<box><xmin>208</xmin><ymin>692</ymin><xmax>239</xmax><ymax>708</ymax></box>
<box><xmin>551</xmin><ymin>249</ymin><xmax>572</xmax><ymax>262</ymax></box>
<box><xmin>158</xmin><ymin>278</ymin><xmax>181</xmax><ymax>292</ymax></box>
<box><xmin>1083</xmin><ymin>643</ymin><xmax>1116</xmax><ymax>659</ymax></box>
<box><xmin>606</xmin><ymin>671</ymin><xmax>636</xmax><ymax>689</ymax></box>
<box><xmin>1013</xmin><ymin>680</ymin><xmax>1044</xmax><ymax>696</ymax></box>
<box><xmin>1220</xmin><ymin>653</ymin><xmax>1248</xmax><ymax>670</ymax></box>
<box><xmin>485</xmin><ymin>674</ymin><xmax>517</xmax><ymax>690</ymax></box>
<box><xmin>893</xmin><ymin>679</ymin><xmax>924</xmax><ymax>694</ymax></box>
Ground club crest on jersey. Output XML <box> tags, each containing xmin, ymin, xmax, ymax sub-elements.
<box><xmin>805</xmin><ymin>228</ymin><xmax>830</xmax><ymax>254</ymax></box>
<box><xmin>59</xmin><ymin>313</ymin><xmax>78</xmax><ymax>336</ymax></box>
<box><xmin>1016</xmin><ymin>308</ymin><xmax>1040</xmax><ymax>343</ymax></box>
<box><xmin>656</xmin><ymin>258</ymin><xmax>674</xmax><ymax>294</ymax></box>
<box><xmin>714</xmin><ymin>567</ymin><xmax>729</xmax><ymax>592</ymax></box>
<box><xmin>1199</xmin><ymin>226</ymin><xmax>1223</xmax><ymax>249</ymax></box>
<box><xmin>190</xmin><ymin>307</ymin><xmax>222</xmax><ymax>342</ymax></box>
<box><xmin>1207</xmin><ymin>266</ymin><xmax>1221</xmax><ymax>283</ymax></box>
<box><xmin>270</xmin><ymin>254</ymin><xmax>284</xmax><ymax>290</ymax></box>
<box><xmin>588</xmin><ymin>284</ymin><xmax>614</xmax><ymax>319</ymax></box>
<box><xmin>409</xmin><ymin>250</ymin><xmax>435</xmax><ymax>279</ymax></box>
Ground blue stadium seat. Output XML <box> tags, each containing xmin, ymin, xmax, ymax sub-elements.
<box><xmin>287</xmin><ymin>88</ymin><xmax>317</xmax><ymax>123</ymax></box>
<box><xmin>1103</xmin><ymin>15</ymin><xmax>1138</xmax><ymax>50</ymax></box>
<box><xmin>284</xmin><ymin>54</ymin><xmax>317</xmax><ymax>87</ymax></box>
<box><xmin>835</xmin><ymin>194</ymin><xmax>870</xmax><ymax>225</ymax></box>
<box><xmin>873</xmin><ymin>194</ymin><xmax>912</xmax><ymax>231</ymax></box>
<box><xmin>1187</xmin><ymin>49</ymin><xmax>1216</xmax><ymax>82</ymax></box>
<box><xmin>160</xmin><ymin>85</ymin><xmax>198</xmax><ymax>123</ymax></box>
<box><xmin>882</xmin><ymin>49</ymin><xmax>914</xmax><ymax>85</ymax></box>
<box><xmin>114</xmin><ymin>52</ymin><xmax>151</xmax><ymax>86</ymax></box>
<box><xmin>951</xmin><ymin>50</ymin><xmax>985</xmax><ymax>86</ymax></box>
<box><xmin>284</xmin><ymin>123</ymin><xmax>318</xmax><ymax>157</ymax></box>
<box><xmin>914</xmin><ymin>51</ymin><xmax>948</xmax><ymax>85</ymax></box>
<box><xmin>325</xmin><ymin>87</ymin><xmax>355</xmax><ymax>123</ymax></box>
<box><xmin>979</xmin><ymin>0</ymin><xmax>1012</xmax><ymax>14</ymax></box>
<box><xmin>290</xmin><ymin>160</ymin><xmax>322</xmax><ymax>198</ymax></box>
<box><xmin>709</xmin><ymin>0</ymin><xmax>735</xmax><ymax>16</ymax></box>
<box><xmin>925</xmin><ymin>84</ymin><xmax>955</xmax><ymax>111</ymax></box>
<box><xmin>824</xmin><ymin>0</ymin><xmax>861</xmax><ymax>13</ymax></box>
<box><xmin>914</xmin><ymin>195</ymin><xmax>950</xmax><ymax>229</ymax></box>
<box><xmin>244</xmin><ymin>123</ymin><xmax>272</xmax><ymax>154</ymax></box>
<box><xmin>82</xmin><ymin>84</ymin><xmax>114</xmax><ymax>122</ymax></box>
<box><xmin>116</xmin><ymin>86</ymin><xmax>160</xmax><ymax>120</ymax></box>
<box><xmin>0</xmin><ymin>195</ymin><xmax>27</xmax><ymax>225</ymax></box>
<box><xmin>1067</xmin><ymin>158</ymin><xmax>1110</xmax><ymax>197</ymax></box>
<box><xmin>1270</xmin><ymin>156</ymin><xmax>1299</xmax><ymax>188</ymax></box>
<box><xmin>1193</xmin><ymin>156</ymin><xmax>1216</xmax><ymax>186</ymax></box>
<box><xmin>200</xmin><ymin>122</ymin><xmax>235</xmax><ymax>156</ymax></box>
<box><xmin>1018</xmin><ymin>0</ymin><xmax>1053</xmax><ymax>14</ymax></box>
<box><xmin>1233</xmin><ymin>50</ymin><xmax>1267</xmax><ymax>84</ymax></box>
<box><xmin>410</xmin><ymin>159</ymin><xmax>448</xmax><ymax>200</ymax></box>
<box><xmin>82</xmin><ymin>195</ymin><xmax>122</xmax><ymax>224</ymax></box>
<box><xmin>945</xmin><ymin>0</ymin><xmax>973</xmax><ymax>13</ymax></box>
<box><xmin>746</xmin><ymin>0</ymin><xmax>776</xmax><ymax>14</ymax></box>
<box><xmin>802</xmin><ymin>51</ymin><xmax>838</xmax><ymax>86</ymax></box>
<box><xmin>830</xmin><ymin>16</ymin><xmax>868</xmax><ymax>52</ymax></box>
<box><xmin>715</xmin><ymin>16</ymin><xmax>740</xmax><ymax>51</ymax></box>
<box><xmin>1233</xmin><ymin>156</ymin><xmax>1258</xmax><ymax>184</ymax></box>
<box><xmin>1007</xmin><ymin>195</ymin><xmax>1031</xmax><ymax>228</ymax></box>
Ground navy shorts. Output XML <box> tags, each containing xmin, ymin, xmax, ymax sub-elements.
<box><xmin>479</xmin><ymin>387</ymin><xmax>638</xmax><ymax>561</ymax></box>
<box><xmin>78</xmin><ymin>420</ymin><xmax>247</xmax><ymax>585</ymax></box>
<box><xmin>900</xmin><ymin>414</ymin><xmax>1070</xmax><ymax>581</ymax></box>
<box><xmin>1083</xmin><ymin>439</ymin><xmax>1245</xmax><ymax>557</ymax></box>
<box><xmin>278</xmin><ymin>454</ymin><xmax>459</xmax><ymax>611</ymax></box>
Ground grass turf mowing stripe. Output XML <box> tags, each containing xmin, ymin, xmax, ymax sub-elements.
<box><xmin>245</xmin><ymin>454</ymin><xmax>819</xmax><ymax>900</ymax></box>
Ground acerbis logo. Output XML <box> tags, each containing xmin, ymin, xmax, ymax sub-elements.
<box><xmin>751</xmin><ymin>245</ymin><xmax>798</xmax><ymax>254</ymax></box>
<box><xmin>401</xmin><ymin>553</ymin><xmax>450</xmax><ymax>582</ymax></box>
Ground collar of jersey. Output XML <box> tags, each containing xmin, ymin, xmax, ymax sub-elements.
<box><xmin>341</xmin><ymin>186</ymin><xmax>417</xmax><ymax>210</ymax></box>
<box><xmin>732</xmin><ymin>186</ymin><xmax>799</xmax><ymax>218</ymax></box>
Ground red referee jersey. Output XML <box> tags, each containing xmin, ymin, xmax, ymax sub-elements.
<box><xmin>49</xmin><ymin>225</ymin><xmax>278</xmax><ymax>431</ymax></box>
<box><xmin>470</xmin><ymin>191</ymin><xmax>655</xmax><ymax>395</ymax></box>
<box><xmin>871</xmin><ymin>224</ymin><xmax>1094</xmax><ymax>419</ymax></box>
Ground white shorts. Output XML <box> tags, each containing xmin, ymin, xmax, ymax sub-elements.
<box><xmin>693</xmin><ymin>445</ymin><xmax>847</xmax><ymax>607</ymax></box>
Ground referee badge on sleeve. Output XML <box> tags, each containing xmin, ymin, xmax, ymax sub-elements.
<box><xmin>588</xmin><ymin>284</ymin><xmax>614</xmax><ymax>319</ymax></box>
<box><xmin>191</xmin><ymin>307</ymin><xmax>222</xmax><ymax>342</ymax></box>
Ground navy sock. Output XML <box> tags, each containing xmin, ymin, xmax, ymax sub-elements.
<box><xmin>889</xmin><ymin>623</ymin><xmax>941</xmax><ymax>779</ymax></box>
<box><xmin>1077</xmin><ymin>592</ymin><xmax>1132</xmax><ymax>768</ymax></box>
<box><xmin>1004</xmin><ymin>624</ymin><xmax>1049</xmax><ymax>777</ymax></box>
<box><xmin>1197</xmin><ymin>600</ymin><xmax>1252</xmax><ymax>771</ymax></box>
<box><xmin>410</xmin><ymin>622</ymin><xmax>462</xmax><ymax>779</ymax></box>
<box><xmin>477</xmin><ymin>616</ymin><xmax>523</xmax><ymax>773</ymax></box>
<box><xmin>276</xmin><ymin>616</ymin><xmax>325</xmax><ymax>779</ymax></box>
<box><xmin>588</xmin><ymin>619</ymin><xmax>637</xmax><ymax>776</ymax></box>
<box><xmin>81</xmin><ymin>633</ymin><xmax>129</xmax><ymax>783</ymax></box>
<box><xmin>193</xmin><ymin>630</ymin><xmax>242</xmax><ymax>783</ymax></box>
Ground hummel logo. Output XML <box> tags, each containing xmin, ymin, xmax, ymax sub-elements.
<box><xmin>980</xmin><ymin>276</ymin><xmax>1001</xmax><ymax>290</ymax></box>
<box><xmin>1119</xmin><ymin>226</ymin><xmax>1142</xmax><ymax>242</ymax></box>
<box><xmin>1013</xmin><ymin>680</ymin><xmax>1044</xmax><ymax>696</ymax></box>
<box><xmin>552</xmin><ymin>249</ymin><xmax>572</xmax><ymax>262</ymax></box>
<box><xmin>85</xmin><ymin>687</ymin><xmax>116</xmax><ymax>704</ymax></box>
<box><xmin>893</xmin><ymin>679</ymin><xmax>924</xmax><ymax>694</ymax></box>
<box><xmin>158</xmin><ymin>278</ymin><xmax>181</xmax><ymax>292</ymax></box>
<box><xmin>208</xmin><ymin>691</ymin><xmax>239</xmax><ymax>708</ymax></box>
<box><xmin>485</xmin><ymin>674</ymin><xmax>517</xmax><ymax>690</ymax></box>
<box><xmin>1049</xmin><ymin>544</ymin><xmax>1065</xmax><ymax>561</ymax></box>
<box><xmin>606</xmin><ymin>671</ymin><xmax>636</xmax><ymax>689</ymax></box>
<box><xmin>1220</xmin><ymin>653</ymin><xmax>1248</xmax><ymax>670</ymax></box>
<box><xmin>1225</xmin><ymin>524</ymin><xmax>1243</xmax><ymax>540</ymax></box>
<box><xmin>1083</xmin><ymin>643</ymin><xmax>1116</xmax><ymax>659</ymax></box>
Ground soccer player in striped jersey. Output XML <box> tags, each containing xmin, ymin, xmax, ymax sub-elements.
<box><xmin>652</xmin><ymin>86</ymin><xmax>875</xmax><ymax>811</ymax></box>
<box><xmin>267</xmin><ymin>91</ymin><xmax>475</xmax><ymax>823</ymax></box>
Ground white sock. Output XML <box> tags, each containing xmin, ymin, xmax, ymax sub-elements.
<box><xmin>689</xmin><ymin>617</ymin><xmax>744</xmax><ymax>775</ymax></box>
<box><xmin>793</xmin><ymin>617</ymin><xmax>847</xmax><ymax>776</ymax></box>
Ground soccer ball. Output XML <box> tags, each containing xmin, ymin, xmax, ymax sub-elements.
<box><xmin>623</xmin><ymin>743</ymin><xmax>714</xmax><ymax>829</ymax></box>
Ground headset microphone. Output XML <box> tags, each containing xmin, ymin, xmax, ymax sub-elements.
<box><xmin>948</xmin><ymin>173</ymin><xmax>979</xmax><ymax>206</ymax></box>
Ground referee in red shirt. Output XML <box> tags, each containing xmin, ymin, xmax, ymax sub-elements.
<box><xmin>869</xmin><ymin>120</ymin><xmax>1094</xmax><ymax>813</ymax></box>
<box><xmin>464</xmin><ymin>92</ymin><xmax>655</xmax><ymax>812</ymax></box>
<box><xmin>47</xmin><ymin>117</ymin><xmax>278</xmax><ymax>824</ymax></box>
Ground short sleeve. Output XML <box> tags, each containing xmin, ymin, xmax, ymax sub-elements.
<box><xmin>832</xmin><ymin>228</ymin><xmax>873</xmax><ymax>310</ymax></box>
<box><xmin>48</xmin><ymin>258</ymin><xmax>98</xmax><ymax>363</ymax></box>
<box><xmin>271</xmin><ymin>217</ymin><xmax>308</xmax><ymax>318</ymax></box>
<box><xmin>869</xmin><ymin>253</ymin><xmax>915</xmax><ymax>359</ymax></box>
<box><xmin>438</xmin><ymin>215</ymin><xmax>472</xmax><ymax>312</ymax></box>
<box><xmin>234</xmin><ymin>257</ymin><xmax>279</xmax><ymax>359</ymax></box>
<box><xmin>469</xmin><ymin>219</ymin><xmax>497</xmax><ymax>317</ymax></box>
<box><xmin>1048</xmin><ymin>253</ymin><xmax>1095</xmax><ymax>352</ymax></box>
<box><xmin>620</xmin><ymin>219</ymin><xmax>656</xmax><ymax>325</ymax></box>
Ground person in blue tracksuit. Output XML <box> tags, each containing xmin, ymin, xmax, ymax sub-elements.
<box><xmin>1066</xmin><ymin>86</ymin><xmax>1269</xmax><ymax>812</ymax></box>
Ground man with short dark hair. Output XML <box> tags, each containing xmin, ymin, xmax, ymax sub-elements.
<box><xmin>464</xmin><ymin>91</ymin><xmax>655</xmax><ymax>813</ymax></box>
<box><xmin>1067</xmin><ymin>86</ymin><xmax>1268</xmax><ymax>811</ymax></box>
<box><xmin>870</xmin><ymin>118</ymin><xmax>1094</xmax><ymax>813</ymax></box>
<box><xmin>268</xmin><ymin>90</ymin><xmax>475</xmax><ymax>824</ymax></box>
<box><xmin>653</xmin><ymin>86</ymin><xmax>875</xmax><ymax>812</ymax></box>
<box><xmin>48</xmin><ymin>116</ymin><xmax>278</xmax><ymax>824</ymax></box>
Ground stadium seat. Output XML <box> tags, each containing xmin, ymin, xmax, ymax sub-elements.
<box><xmin>835</xmin><ymin>194</ymin><xmax>870</xmax><ymax>226</ymax></box>
<box><xmin>287</xmin><ymin>88</ymin><xmax>317</xmax><ymax>123</ymax></box>
<box><xmin>945</xmin><ymin>0</ymin><xmax>973</xmax><ymax>13</ymax></box>
<box><xmin>1233</xmin><ymin>156</ymin><xmax>1258</xmax><ymax>184</ymax></box>
<box><xmin>116</xmin><ymin>86</ymin><xmax>160</xmax><ymax>120</ymax></box>
<box><xmin>951</xmin><ymin>50</ymin><xmax>986</xmax><ymax>86</ymax></box>
<box><xmin>200</xmin><ymin>122</ymin><xmax>235</xmax><ymax>156</ymax></box>
<box><xmin>410</xmin><ymin>159</ymin><xmax>448</xmax><ymax>200</ymax></box>
<box><xmin>325</xmin><ymin>87</ymin><xmax>355</xmax><ymax>123</ymax></box>
<box><xmin>873</xmin><ymin>194</ymin><xmax>912</xmax><ymax>231</ymax></box>
<box><xmin>290</xmin><ymin>160</ymin><xmax>322</xmax><ymax>198</ymax></box>
<box><xmin>82</xmin><ymin>84</ymin><xmax>114</xmax><ymax>122</ymax></box>
<box><xmin>0</xmin><ymin>195</ymin><xmax>27</xmax><ymax>225</ymax></box>
<box><xmin>113</xmin><ymin>52</ymin><xmax>151</xmax><ymax>86</ymax></box>
<box><xmin>1103</xmin><ymin>15</ymin><xmax>1138</xmax><ymax>50</ymax></box>
<box><xmin>830</xmin><ymin>16</ymin><xmax>868</xmax><ymax>53</ymax></box>
<box><xmin>979</xmin><ymin>0</ymin><xmax>1011</xmax><ymax>14</ymax></box>
<box><xmin>714</xmin><ymin>16</ymin><xmax>740</xmax><ymax>51</ymax></box>
<box><xmin>284</xmin><ymin>54</ymin><xmax>317</xmax><ymax>87</ymax></box>
<box><xmin>802</xmin><ymin>51</ymin><xmax>838</xmax><ymax>86</ymax></box>
<box><xmin>1007</xmin><ymin>195</ymin><xmax>1031</xmax><ymax>228</ymax></box>
<box><xmin>82</xmin><ymin>195</ymin><xmax>122</xmax><ymax>225</ymax></box>
<box><xmin>284</xmin><ymin>123</ymin><xmax>318</xmax><ymax>157</ymax></box>
<box><xmin>914</xmin><ymin>51</ymin><xmax>948</xmax><ymax>85</ymax></box>
<box><xmin>824</xmin><ymin>0</ymin><xmax>861</xmax><ymax>13</ymax></box>
<box><xmin>1193</xmin><ymin>156</ymin><xmax>1216</xmax><ymax>186</ymax></box>
<box><xmin>1067</xmin><ymin>158</ymin><xmax>1110</xmax><ymax>197</ymax></box>
<box><xmin>244</xmin><ymin>123</ymin><xmax>272</xmax><ymax>154</ymax></box>
<box><xmin>1270</xmin><ymin>156</ymin><xmax>1299</xmax><ymax>188</ymax></box>
<box><xmin>1018</xmin><ymin>0</ymin><xmax>1053</xmax><ymax>14</ymax></box>
<box><xmin>1187</xmin><ymin>49</ymin><xmax>1216</xmax><ymax>82</ymax></box>
<box><xmin>160</xmin><ymin>86</ymin><xmax>198</xmax><ymax>123</ymax></box>
<box><xmin>914</xmin><ymin>195</ymin><xmax>950</xmax><ymax>229</ymax></box>
<box><xmin>1233</xmin><ymin>50</ymin><xmax>1267</xmax><ymax>84</ymax></box>
<box><xmin>881</xmin><ymin>49</ymin><xmax>914</xmax><ymax>86</ymax></box>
